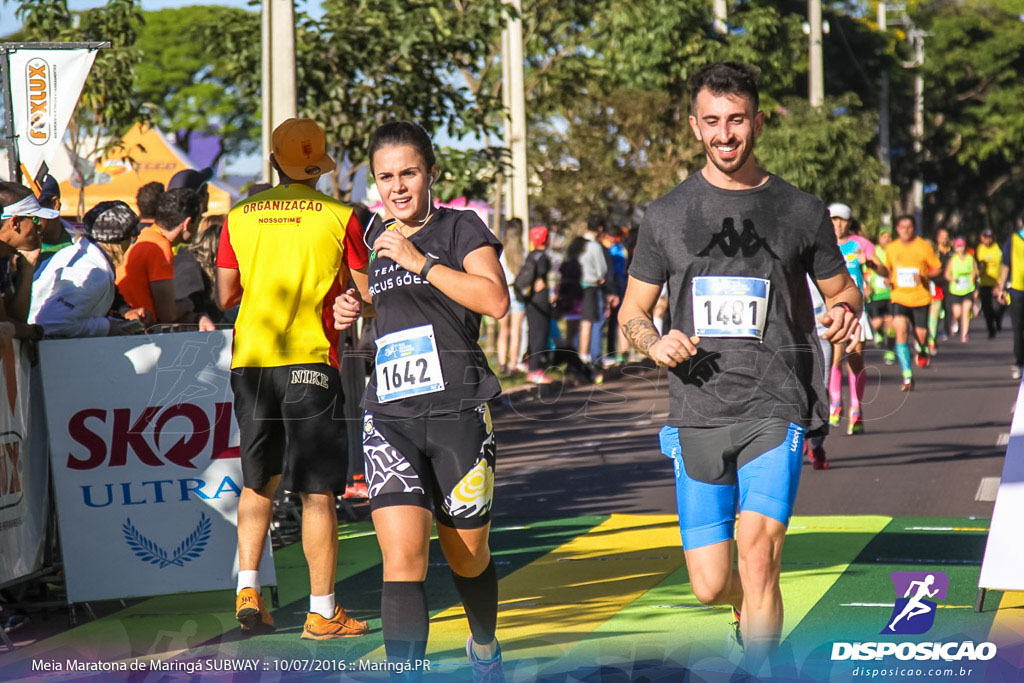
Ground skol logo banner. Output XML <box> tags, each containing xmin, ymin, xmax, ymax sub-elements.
<box><xmin>40</xmin><ymin>332</ymin><xmax>275</xmax><ymax>603</ymax></box>
<box><xmin>8</xmin><ymin>48</ymin><xmax>97</xmax><ymax>180</ymax></box>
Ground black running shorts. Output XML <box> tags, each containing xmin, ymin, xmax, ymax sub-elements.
<box><xmin>581</xmin><ymin>286</ymin><xmax>602</xmax><ymax>322</ymax></box>
<box><xmin>866</xmin><ymin>299</ymin><xmax>891</xmax><ymax>320</ymax></box>
<box><xmin>231</xmin><ymin>364</ymin><xmax>347</xmax><ymax>493</ymax></box>
<box><xmin>891</xmin><ymin>302</ymin><xmax>930</xmax><ymax>330</ymax></box>
<box><xmin>362</xmin><ymin>404</ymin><xmax>496</xmax><ymax>529</ymax></box>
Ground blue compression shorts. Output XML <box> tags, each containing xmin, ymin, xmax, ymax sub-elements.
<box><xmin>659</xmin><ymin>419</ymin><xmax>805</xmax><ymax>550</ymax></box>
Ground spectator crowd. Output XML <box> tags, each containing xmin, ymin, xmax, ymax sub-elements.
<box><xmin>0</xmin><ymin>168</ymin><xmax>230</xmax><ymax>349</ymax></box>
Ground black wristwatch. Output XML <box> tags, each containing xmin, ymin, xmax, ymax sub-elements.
<box><xmin>420</xmin><ymin>256</ymin><xmax>439</xmax><ymax>280</ymax></box>
<box><xmin>831</xmin><ymin>301</ymin><xmax>856</xmax><ymax>316</ymax></box>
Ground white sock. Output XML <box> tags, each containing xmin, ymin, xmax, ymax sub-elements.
<box><xmin>310</xmin><ymin>594</ymin><xmax>335</xmax><ymax>619</ymax></box>
<box><xmin>580</xmin><ymin>353</ymin><xmax>592</xmax><ymax>363</ymax></box>
<box><xmin>237</xmin><ymin>570</ymin><xmax>260</xmax><ymax>594</ymax></box>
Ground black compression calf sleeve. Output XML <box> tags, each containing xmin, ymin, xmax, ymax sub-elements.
<box><xmin>451</xmin><ymin>558</ymin><xmax>498</xmax><ymax>645</ymax></box>
<box><xmin>382</xmin><ymin>581</ymin><xmax>429</xmax><ymax>665</ymax></box>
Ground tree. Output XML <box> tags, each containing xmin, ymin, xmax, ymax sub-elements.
<box><xmin>758</xmin><ymin>94</ymin><xmax>893</xmax><ymax>235</ymax></box>
<box><xmin>292</xmin><ymin>0</ymin><xmax>512</xmax><ymax>201</ymax></box>
<box><xmin>913</xmin><ymin>0</ymin><xmax>1024</xmax><ymax>235</ymax></box>
<box><xmin>134</xmin><ymin>7</ymin><xmax>261</xmax><ymax>167</ymax></box>
<box><xmin>435</xmin><ymin>146</ymin><xmax>507</xmax><ymax>203</ymax></box>
<box><xmin>523</xmin><ymin>0</ymin><xmax>811</xmax><ymax>228</ymax></box>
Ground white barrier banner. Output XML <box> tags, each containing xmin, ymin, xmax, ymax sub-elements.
<box><xmin>40</xmin><ymin>331</ymin><xmax>275</xmax><ymax>603</ymax></box>
<box><xmin>9</xmin><ymin>47</ymin><xmax>97</xmax><ymax>180</ymax></box>
<box><xmin>0</xmin><ymin>341</ymin><xmax>47</xmax><ymax>586</ymax></box>
<box><xmin>978</xmin><ymin>378</ymin><xmax>1024</xmax><ymax>591</ymax></box>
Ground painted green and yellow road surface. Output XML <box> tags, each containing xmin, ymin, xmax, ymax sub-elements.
<box><xmin>1</xmin><ymin>513</ymin><xmax>1020</xmax><ymax>682</ymax></box>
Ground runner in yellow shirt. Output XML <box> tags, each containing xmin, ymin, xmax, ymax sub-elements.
<box><xmin>881</xmin><ymin>215</ymin><xmax>942</xmax><ymax>391</ymax></box>
<box><xmin>976</xmin><ymin>228</ymin><xmax>1003</xmax><ymax>338</ymax></box>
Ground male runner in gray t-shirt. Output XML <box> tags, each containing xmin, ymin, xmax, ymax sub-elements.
<box><xmin>619</xmin><ymin>62</ymin><xmax>862</xmax><ymax>673</ymax></box>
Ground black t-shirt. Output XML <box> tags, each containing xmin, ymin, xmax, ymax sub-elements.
<box><xmin>629</xmin><ymin>172</ymin><xmax>847</xmax><ymax>434</ymax></box>
<box><xmin>934</xmin><ymin>244</ymin><xmax>952</xmax><ymax>288</ymax></box>
<box><xmin>363</xmin><ymin>207</ymin><xmax>503</xmax><ymax>417</ymax></box>
<box><xmin>526</xmin><ymin>250</ymin><xmax>551</xmax><ymax>311</ymax></box>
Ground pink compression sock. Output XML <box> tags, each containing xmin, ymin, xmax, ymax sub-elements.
<box><xmin>829</xmin><ymin>365</ymin><xmax>843</xmax><ymax>405</ymax></box>
<box><xmin>849</xmin><ymin>369</ymin><xmax>866</xmax><ymax>412</ymax></box>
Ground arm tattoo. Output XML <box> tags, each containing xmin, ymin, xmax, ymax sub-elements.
<box><xmin>622</xmin><ymin>316</ymin><xmax>661</xmax><ymax>355</ymax></box>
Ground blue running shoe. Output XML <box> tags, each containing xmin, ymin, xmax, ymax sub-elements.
<box><xmin>467</xmin><ymin>636</ymin><xmax>505</xmax><ymax>683</ymax></box>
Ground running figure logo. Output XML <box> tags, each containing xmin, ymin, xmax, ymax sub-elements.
<box><xmin>881</xmin><ymin>571</ymin><xmax>949</xmax><ymax>635</ymax></box>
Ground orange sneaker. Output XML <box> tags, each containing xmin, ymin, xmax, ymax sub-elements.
<box><xmin>235</xmin><ymin>587</ymin><xmax>274</xmax><ymax>634</ymax></box>
<box><xmin>301</xmin><ymin>605</ymin><xmax>369</xmax><ymax>640</ymax></box>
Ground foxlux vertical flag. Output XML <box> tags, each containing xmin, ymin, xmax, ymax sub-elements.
<box><xmin>8</xmin><ymin>48</ymin><xmax>97</xmax><ymax>180</ymax></box>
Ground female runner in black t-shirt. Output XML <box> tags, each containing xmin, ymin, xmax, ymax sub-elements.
<box><xmin>334</xmin><ymin>121</ymin><xmax>508</xmax><ymax>681</ymax></box>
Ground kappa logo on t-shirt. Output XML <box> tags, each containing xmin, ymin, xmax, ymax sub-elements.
<box><xmin>697</xmin><ymin>218</ymin><xmax>780</xmax><ymax>260</ymax></box>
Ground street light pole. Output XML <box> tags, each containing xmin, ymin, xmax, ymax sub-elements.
<box><xmin>713</xmin><ymin>0</ymin><xmax>728</xmax><ymax>34</ymax></box>
<box><xmin>877</xmin><ymin>1</ymin><xmax>892</xmax><ymax>229</ymax></box>
<box><xmin>504</xmin><ymin>0</ymin><xmax>530</xmax><ymax>244</ymax></box>
<box><xmin>501</xmin><ymin>24</ymin><xmax>513</xmax><ymax>221</ymax></box>
<box><xmin>261</xmin><ymin>2</ymin><xmax>271</xmax><ymax>183</ymax></box>
<box><xmin>808</xmin><ymin>0</ymin><xmax>824</xmax><ymax>108</ymax></box>
<box><xmin>910</xmin><ymin>28</ymin><xmax>925</xmax><ymax>233</ymax></box>
<box><xmin>261</xmin><ymin>0</ymin><xmax>298</xmax><ymax>184</ymax></box>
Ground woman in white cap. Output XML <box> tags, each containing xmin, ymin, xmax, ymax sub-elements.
<box><xmin>0</xmin><ymin>181</ymin><xmax>58</xmax><ymax>344</ymax></box>
<box><xmin>29</xmin><ymin>201</ymin><xmax>150</xmax><ymax>337</ymax></box>
<box><xmin>827</xmin><ymin>203</ymin><xmax>879</xmax><ymax>435</ymax></box>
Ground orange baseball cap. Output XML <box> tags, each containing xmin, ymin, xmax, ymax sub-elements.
<box><xmin>271</xmin><ymin>118</ymin><xmax>336</xmax><ymax>180</ymax></box>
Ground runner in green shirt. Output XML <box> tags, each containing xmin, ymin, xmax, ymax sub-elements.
<box><xmin>944</xmin><ymin>236</ymin><xmax>978</xmax><ymax>343</ymax></box>
<box><xmin>867</xmin><ymin>230</ymin><xmax>896</xmax><ymax>364</ymax></box>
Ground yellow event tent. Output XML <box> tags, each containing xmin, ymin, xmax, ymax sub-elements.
<box><xmin>54</xmin><ymin>123</ymin><xmax>236</xmax><ymax>217</ymax></box>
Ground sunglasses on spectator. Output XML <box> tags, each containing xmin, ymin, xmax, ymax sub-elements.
<box><xmin>16</xmin><ymin>215</ymin><xmax>42</xmax><ymax>228</ymax></box>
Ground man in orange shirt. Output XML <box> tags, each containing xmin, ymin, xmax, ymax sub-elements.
<box><xmin>116</xmin><ymin>187</ymin><xmax>214</xmax><ymax>330</ymax></box>
<box><xmin>881</xmin><ymin>215</ymin><xmax>942</xmax><ymax>391</ymax></box>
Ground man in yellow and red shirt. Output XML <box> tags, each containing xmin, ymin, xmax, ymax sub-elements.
<box><xmin>216</xmin><ymin>118</ymin><xmax>370</xmax><ymax>640</ymax></box>
<box><xmin>997</xmin><ymin>216</ymin><xmax>1024</xmax><ymax>378</ymax></box>
<box><xmin>882</xmin><ymin>214</ymin><xmax>942</xmax><ymax>390</ymax></box>
<box><xmin>976</xmin><ymin>227</ymin><xmax>1003</xmax><ymax>339</ymax></box>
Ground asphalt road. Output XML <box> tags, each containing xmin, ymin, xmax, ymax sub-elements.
<box><xmin>491</xmin><ymin>321</ymin><xmax>1017</xmax><ymax>520</ymax></box>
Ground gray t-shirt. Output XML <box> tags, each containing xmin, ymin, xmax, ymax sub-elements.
<box><xmin>629</xmin><ymin>172</ymin><xmax>846</xmax><ymax>434</ymax></box>
<box><xmin>580</xmin><ymin>236</ymin><xmax>607</xmax><ymax>286</ymax></box>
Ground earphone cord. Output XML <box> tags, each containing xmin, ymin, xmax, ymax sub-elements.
<box><xmin>409</xmin><ymin>186</ymin><xmax>434</xmax><ymax>227</ymax></box>
<box><xmin>362</xmin><ymin>212</ymin><xmax>376</xmax><ymax>250</ymax></box>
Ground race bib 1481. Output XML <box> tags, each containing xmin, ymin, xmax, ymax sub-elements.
<box><xmin>691</xmin><ymin>276</ymin><xmax>771</xmax><ymax>340</ymax></box>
